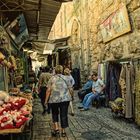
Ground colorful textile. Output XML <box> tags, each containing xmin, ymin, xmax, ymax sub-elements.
<box><xmin>135</xmin><ymin>65</ymin><xmax>140</xmax><ymax>125</ymax></box>
<box><xmin>39</xmin><ymin>72</ymin><xmax>52</xmax><ymax>87</ymax></box>
<box><xmin>64</xmin><ymin>75</ymin><xmax>75</xmax><ymax>87</ymax></box>
<box><xmin>47</xmin><ymin>74</ymin><xmax>71</xmax><ymax>103</ymax></box>
<box><xmin>106</xmin><ymin>63</ymin><xmax>122</xmax><ymax>101</ymax></box>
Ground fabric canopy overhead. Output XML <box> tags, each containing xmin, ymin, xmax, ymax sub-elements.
<box><xmin>0</xmin><ymin>0</ymin><xmax>72</xmax><ymax>41</ymax></box>
<box><xmin>0</xmin><ymin>0</ymin><xmax>72</xmax><ymax>55</ymax></box>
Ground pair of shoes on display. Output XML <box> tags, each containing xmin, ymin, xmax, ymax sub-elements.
<box><xmin>80</xmin><ymin>108</ymin><xmax>89</xmax><ymax>111</ymax></box>
<box><xmin>51</xmin><ymin>130</ymin><xmax>60</xmax><ymax>137</ymax></box>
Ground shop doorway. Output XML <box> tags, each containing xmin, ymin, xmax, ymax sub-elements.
<box><xmin>58</xmin><ymin>48</ymin><xmax>71</xmax><ymax>69</ymax></box>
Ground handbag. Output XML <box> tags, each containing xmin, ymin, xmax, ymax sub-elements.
<box><xmin>57</xmin><ymin>75</ymin><xmax>74</xmax><ymax>99</ymax></box>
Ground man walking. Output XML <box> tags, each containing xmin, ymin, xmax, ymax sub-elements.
<box><xmin>38</xmin><ymin>66</ymin><xmax>52</xmax><ymax>115</ymax></box>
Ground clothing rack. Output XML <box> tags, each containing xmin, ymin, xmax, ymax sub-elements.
<box><xmin>101</xmin><ymin>56</ymin><xmax>140</xmax><ymax>64</ymax></box>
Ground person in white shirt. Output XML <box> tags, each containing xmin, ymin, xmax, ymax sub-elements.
<box><xmin>79</xmin><ymin>72</ymin><xmax>105</xmax><ymax>111</ymax></box>
<box><xmin>64</xmin><ymin>68</ymin><xmax>75</xmax><ymax>116</ymax></box>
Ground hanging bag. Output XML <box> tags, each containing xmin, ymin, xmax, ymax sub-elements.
<box><xmin>57</xmin><ymin>75</ymin><xmax>74</xmax><ymax>99</ymax></box>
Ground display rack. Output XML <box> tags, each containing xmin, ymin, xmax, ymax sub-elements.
<box><xmin>0</xmin><ymin>124</ymin><xmax>25</xmax><ymax>134</ymax></box>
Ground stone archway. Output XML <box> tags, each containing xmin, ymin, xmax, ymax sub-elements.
<box><xmin>69</xmin><ymin>19</ymin><xmax>81</xmax><ymax>69</ymax></box>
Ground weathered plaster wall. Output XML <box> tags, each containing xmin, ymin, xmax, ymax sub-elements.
<box><xmin>88</xmin><ymin>0</ymin><xmax>140</xmax><ymax>71</ymax></box>
<box><xmin>48</xmin><ymin>2</ymin><xmax>73</xmax><ymax>39</ymax></box>
<box><xmin>49</xmin><ymin>0</ymin><xmax>140</xmax><ymax>81</ymax></box>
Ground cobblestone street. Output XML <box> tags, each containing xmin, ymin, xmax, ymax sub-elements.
<box><xmin>32</xmin><ymin>92</ymin><xmax>140</xmax><ymax>140</ymax></box>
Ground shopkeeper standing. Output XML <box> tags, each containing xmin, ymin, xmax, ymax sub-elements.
<box><xmin>38</xmin><ymin>66</ymin><xmax>52</xmax><ymax>115</ymax></box>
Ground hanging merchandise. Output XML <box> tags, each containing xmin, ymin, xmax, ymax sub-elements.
<box><xmin>0</xmin><ymin>26</ymin><xmax>13</xmax><ymax>91</ymax></box>
<box><xmin>98</xmin><ymin>63</ymin><xmax>106</xmax><ymax>82</ymax></box>
<box><xmin>0</xmin><ymin>66</ymin><xmax>5</xmax><ymax>91</ymax></box>
<box><xmin>13</xmin><ymin>58</ymin><xmax>25</xmax><ymax>88</ymax></box>
<box><xmin>0</xmin><ymin>26</ymin><xmax>11</xmax><ymax>56</ymax></box>
<box><xmin>106</xmin><ymin>62</ymin><xmax>122</xmax><ymax>101</ymax></box>
<box><xmin>135</xmin><ymin>62</ymin><xmax>140</xmax><ymax>125</ymax></box>
<box><xmin>9</xmin><ymin>55</ymin><xmax>17</xmax><ymax>71</ymax></box>
<box><xmin>0</xmin><ymin>52</ymin><xmax>5</xmax><ymax>62</ymax></box>
<box><xmin>119</xmin><ymin>63</ymin><xmax>135</xmax><ymax>119</ymax></box>
<box><xmin>71</xmin><ymin>68</ymin><xmax>81</xmax><ymax>90</ymax></box>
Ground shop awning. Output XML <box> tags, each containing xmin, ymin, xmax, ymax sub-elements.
<box><xmin>52</xmin><ymin>36</ymin><xmax>70</xmax><ymax>52</ymax></box>
<box><xmin>54</xmin><ymin>46</ymin><xmax>69</xmax><ymax>51</ymax></box>
<box><xmin>0</xmin><ymin>0</ymin><xmax>72</xmax><ymax>42</ymax></box>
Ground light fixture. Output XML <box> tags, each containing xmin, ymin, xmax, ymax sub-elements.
<box><xmin>27</xmin><ymin>50</ymin><xmax>34</xmax><ymax>53</ymax></box>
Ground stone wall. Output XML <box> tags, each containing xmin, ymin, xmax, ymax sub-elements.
<box><xmin>48</xmin><ymin>2</ymin><xmax>73</xmax><ymax>39</ymax></box>
<box><xmin>49</xmin><ymin>0</ymin><xmax>140</xmax><ymax>81</ymax></box>
<box><xmin>87</xmin><ymin>0</ymin><xmax>140</xmax><ymax>71</ymax></box>
<box><xmin>63</xmin><ymin>0</ymin><xmax>140</xmax><ymax>72</ymax></box>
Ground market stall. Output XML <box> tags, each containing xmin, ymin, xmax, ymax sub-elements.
<box><xmin>0</xmin><ymin>26</ymin><xmax>34</xmax><ymax>138</ymax></box>
<box><xmin>98</xmin><ymin>57</ymin><xmax>140</xmax><ymax>125</ymax></box>
<box><xmin>0</xmin><ymin>89</ymin><xmax>33</xmax><ymax>140</ymax></box>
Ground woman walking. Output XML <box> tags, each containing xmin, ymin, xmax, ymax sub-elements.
<box><xmin>45</xmin><ymin>65</ymin><xmax>72</xmax><ymax>137</ymax></box>
<box><xmin>64</xmin><ymin>68</ymin><xmax>75</xmax><ymax>116</ymax></box>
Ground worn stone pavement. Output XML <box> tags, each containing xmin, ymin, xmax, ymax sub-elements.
<box><xmin>32</xmin><ymin>92</ymin><xmax>140</xmax><ymax>140</ymax></box>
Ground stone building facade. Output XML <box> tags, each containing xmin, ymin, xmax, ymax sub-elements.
<box><xmin>49</xmin><ymin>0</ymin><xmax>140</xmax><ymax>81</ymax></box>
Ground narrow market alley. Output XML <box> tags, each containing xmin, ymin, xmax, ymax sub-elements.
<box><xmin>1</xmin><ymin>0</ymin><xmax>140</xmax><ymax>140</ymax></box>
<box><xmin>32</xmin><ymin>92</ymin><xmax>140</xmax><ymax>140</ymax></box>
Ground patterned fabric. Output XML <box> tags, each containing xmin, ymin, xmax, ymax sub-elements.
<box><xmin>64</xmin><ymin>75</ymin><xmax>75</xmax><ymax>87</ymax></box>
<box><xmin>47</xmin><ymin>74</ymin><xmax>71</xmax><ymax>103</ymax></box>
<box><xmin>135</xmin><ymin>65</ymin><xmax>140</xmax><ymax>125</ymax></box>
<box><xmin>119</xmin><ymin>66</ymin><xmax>126</xmax><ymax>100</ymax></box>
<box><xmin>38</xmin><ymin>72</ymin><xmax>52</xmax><ymax>87</ymax></box>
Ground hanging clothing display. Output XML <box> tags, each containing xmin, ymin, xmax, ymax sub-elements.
<box><xmin>106</xmin><ymin>62</ymin><xmax>122</xmax><ymax>101</ymax></box>
<box><xmin>71</xmin><ymin>68</ymin><xmax>80</xmax><ymax>90</ymax></box>
<box><xmin>135</xmin><ymin>63</ymin><xmax>140</xmax><ymax>125</ymax></box>
<box><xmin>119</xmin><ymin>64</ymin><xmax>135</xmax><ymax>119</ymax></box>
<box><xmin>98</xmin><ymin>63</ymin><xmax>106</xmax><ymax>82</ymax></box>
<box><xmin>119</xmin><ymin>66</ymin><xmax>126</xmax><ymax>100</ymax></box>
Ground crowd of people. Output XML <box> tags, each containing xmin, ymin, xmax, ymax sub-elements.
<box><xmin>36</xmin><ymin>65</ymin><xmax>105</xmax><ymax>137</ymax></box>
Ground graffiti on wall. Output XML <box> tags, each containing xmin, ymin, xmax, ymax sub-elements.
<box><xmin>100</xmin><ymin>3</ymin><xmax>131</xmax><ymax>43</ymax></box>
